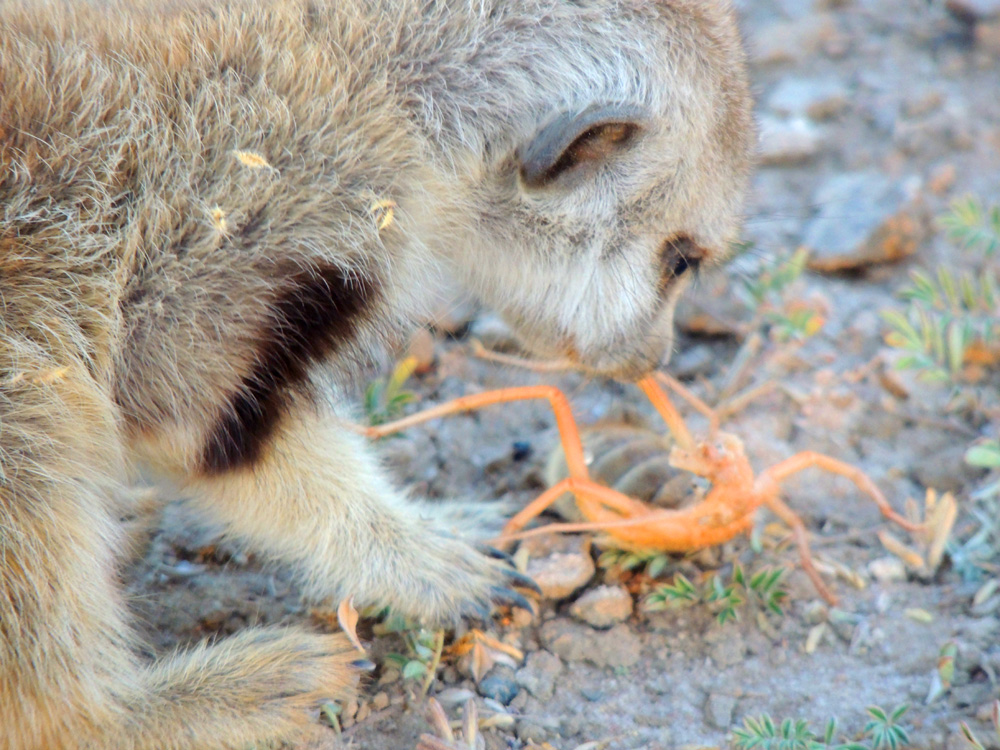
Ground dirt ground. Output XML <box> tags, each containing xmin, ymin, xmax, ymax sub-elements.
<box><xmin>126</xmin><ymin>1</ymin><xmax>1000</xmax><ymax>748</ymax></box>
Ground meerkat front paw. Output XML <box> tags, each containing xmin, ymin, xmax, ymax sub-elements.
<box><xmin>367</xmin><ymin>513</ymin><xmax>539</xmax><ymax>624</ymax></box>
<box><xmin>410</xmin><ymin>530</ymin><xmax>539</xmax><ymax>622</ymax></box>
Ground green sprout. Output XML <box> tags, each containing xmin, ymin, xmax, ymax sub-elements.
<box><xmin>741</xmin><ymin>248</ymin><xmax>824</xmax><ymax>342</ymax></box>
<box><xmin>645</xmin><ymin>564</ymin><xmax>788</xmax><ymax>625</ymax></box>
<box><xmin>364</xmin><ymin>356</ymin><xmax>418</xmax><ymax>427</ymax></box>
<box><xmin>863</xmin><ymin>705</ymin><xmax>910</xmax><ymax>750</ymax></box>
<box><xmin>598</xmin><ymin>547</ymin><xmax>672</xmax><ymax>579</ymax></box>
<box><xmin>375</xmin><ymin>610</ymin><xmax>444</xmax><ymax>694</ymax></box>
<box><xmin>939</xmin><ymin>196</ymin><xmax>1000</xmax><ymax>256</ymax></box>
<box><xmin>960</xmin><ymin>700</ymin><xmax>999</xmax><ymax>750</ymax></box>
<box><xmin>732</xmin><ymin>706</ymin><xmax>910</xmax><ymax>750</ymax></box>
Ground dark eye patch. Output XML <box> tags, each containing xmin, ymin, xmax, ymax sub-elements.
<box><xmin>658</xmin><ymin>234</ymin><xmax>707</xmax><ymax>291</ymax></box>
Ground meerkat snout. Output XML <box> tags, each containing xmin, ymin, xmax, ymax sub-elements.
<box><xmin>429</xmin><ymin>1</ymin><xmax>755</xmax><ymax>381</ymax></box>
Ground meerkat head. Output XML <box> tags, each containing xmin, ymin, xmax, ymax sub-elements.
<box><xmin>409</xmin><ymin>0</ymin><xmax>753</xmax><ymax>380</ymax></box>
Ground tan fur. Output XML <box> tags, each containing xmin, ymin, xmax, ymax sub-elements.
<box><xmin>0</xmin><ymin>0</ymin><xmax>753</xmax><ymax>747</ymax></box>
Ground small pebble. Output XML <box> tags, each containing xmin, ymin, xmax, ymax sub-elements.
<box><xmin>478</xmin><ymin>668</ymin><xmax>520</xmax><ymax>705</ymax></box>
<box><xmin>526</xmin><ymin>537</ymin><xmax>595</xmax><ymax>601</ymax></box>
<box><xmin>705</xmin><ymin>692</ymin><xmax>738</xmax><ymax>729</ymax></box>
<box><xmin>946</xmin><ymin>0</ymin><xmax>1000</xmax><ymax>22</ymax></box>
<box><xmin>767</xmin><ymin>76</ymin><xmax>849</xmax><ymax>120</ymax></box>
<box><xmin>868</xmin><ymin>556</ymin><xmax>907</xmax><ymax>583</ymax></box>
<box><xmin>378</xmin><ymin>667</ymin><xmax>400</xmax><ymax>685</ymax></box>
<box><xmin>511</xmin><ymin>440</ymin><xmax>533</xmax><ymax>462</ymax></box>
<box><xmin>405</xmin><ymin>327</ymin><xmax>436</xmax><ymax>373</ymax></box>
<box><xmin>539</xmin><ymin>620</ymin><xmax>641</xmax><ymax>668</ymax></box>
<box><xmin>758</xmin><ymin>116</ymin><xmax>824</xmax><ymax>165</ymax></box>
<box><xmin>517</xmin><ymin>717</ymin><xmax>558</xmax><ymax>744</ymax></box>
<box><xmin>515</xmin><ymin>650</ymin><xmax>563</xmax><ymax>700</ymax></box>
<box><xmin>569</xmin><ymin>585</ymin><xmax>634</xmax><ymax>629</ymax></box>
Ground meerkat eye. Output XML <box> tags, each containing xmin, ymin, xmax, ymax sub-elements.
<box><xmin>517</xmin><ymin>104</ymin><xmax>646</xmax><ymax>190</ymax></box>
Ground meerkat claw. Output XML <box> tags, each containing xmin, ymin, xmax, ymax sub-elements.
<box><xmin>489</xmin><ymin>586</ymin><xmax>536</xmax><ymax>613</ymax></box>
<box><xmin>351</xmin><ymin>659</ymin><xmax>377</xmax><ymax>671</ymax></box>
<box><xmin>503</xmin><ymin>569</ymin><xmax>543</xmax><ymax>596</ymax></box>
<box><xmin>477</xmin><ymin>544</ymin><xmax>516</xmax><ymax>565</ymax></box>
<box><xmin>467</xmin><ymin>601</ymin><xmax>494</xmax><ymax>621</ymax></box>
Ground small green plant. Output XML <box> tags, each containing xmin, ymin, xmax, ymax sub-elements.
<box><xmin>967</xmin><ymin>440</ymin><xmax>1000</xmax><ymax>501</ymax></box>
<box><xmin>732</xmin><ymin>706</ymin><xmax>910</xmax><ymax>750</ymax></box>
<box><xmin>960</xmin><ymin>700</ymin><xmax>999</xmax><ymax>750</ymax></box>
<box><xmin>374</xmin><ymin>610</ymin><xmax>444</xmax><ymax>693</ymax></box>
<box><xmin>649</xmin><ymin>571</ymin><xmax>701</xmax><ymax>605</ymax></box>
<box><xmin>940</xmin><ymin>195</ymin><xmax>1000</xmax><ymax>256</ymax></box>
<box><xmin>364</xmin><ymin>356</ymin><xmax>418</xmax><ymax>427</ymax></box>
<box><xmin>645</xmin><ymin>563</ymin><xmax>787</xmax><ymax>625</ymax></box>
<box><xmin>881</xmin><ymin>267</ymin><xmax>999</xmax><ymax>385</ymax></box>
<box><xmin>882</xmin><ymin>196</ymin><xmax>1000</xmax><ymax>575</ymax></box>
<box><xmin>733</xmin><ymin>715</ymin><xmax>863</xmax><ymax>750</ymax></box>
<box><xmin>864</xmin><ymin>705</ymin><xmax>910</xmax><ymax>750</ymax></box>
<box><xmin>740</xmin><ymin>248</ymin><xmax>825</xmax><ymax>342</ymax></box>
<box><xmin>597</xmin><ymin>547</ymin><xmax>672</xmax><ymax>578</ymax></box>
<box><xmin>707</xmin><ymin>570</ymin><xmax>745</xmax><ymax>625</ymax></box>
<box><xmin>883</xmin><ymin>197</ymin><xmax>1000</xmax><ymax>386</ymax></box>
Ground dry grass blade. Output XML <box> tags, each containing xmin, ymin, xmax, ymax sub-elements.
<box><xmin>416</xmin><ymin>736</ymin><xmax>462</xmax><ymax>750</ymax></box>
<box><xmin>462</xmin><ymin>699</ymin><xmax>478</xmax><ymax>750</ymax></box>
<box><xmin>425</xmin><ymin>698</ymin><xmax>454</xmax><ymax>742</ymax></box>
<box><xmin>415</xmin><ymin>698</ymin><xmax>483</xmax><ymax>750</ymax></box>
<box><xmin>232</xmin><ymin>150</ymin><xmax>273</xmax><ymax>169</ymax></box>
<box><xmin>368</xmin><ymin>198</ymin><xmax>397</xmax><ymax>231</ymax></box>
<box><xmin>336</xmin><ymin>596</ymin><xmax>364</xmax><ymax>653</ymax></box>
<box><xmin>878</xmin><ymin>530</ymin><xmax>925</xmax><ymax>569</ymax></box>
<box><xmin>449</xmin><ymin>630</ymin><xmax>524</xmax><ymax>683</ymax></box>
<box><xmin>209</xmin><ymin>206</ymin><xmax>229</xmax><ymax>236</ymax></box>
<box><xmin>924</xmin><ymin>490</ymin><xmax>957</xmax><ymax>571</ymax></box>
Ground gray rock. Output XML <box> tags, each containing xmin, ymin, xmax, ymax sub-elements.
<box><xmin>517</xmin><ymin>716</ymin><xmax>559</xmax><ymax>744</ymax></box>
<box><xmin>569</xmin><ymin>585</ymin><xmax>634</xmax><ymax>629</ymax></box>
<box><xmin>704</xmin><ymin>628</ymin><xmax>747</xmax><ymax>669</ymax></box>
<box><xmin>768</xmin><ymin>77</ymin><xmax>849</xmax><ymax>120</ymax></box>
<box><xmin>525</xmin><ymin>536</ymin><xmax>595</xmax><ymax>601</ymax></box>
<box><xmin>539</xmin><ymin>620</ymin><xmax>641</xmax><ymax>668</ymax></box>
<box><xmin>751</xmin><ymin>15</ymin><xmax>838</xmax><ymax>65</ymax></box>
<box><xmin>705</xmin><ymin>692</ymin><xmax>738</xmax><ymax>730</ymax></box>
<box><xmin>913</xmin><ymin>441</ymin><xmax>981</xmax><ymax>492</ymax></box>
<box><xmin>467</xmin><ymin>311</ymin><xmax>518</xmax><ymax>351</ymax></box>
<box><xmin>803</xmin><ymin>172</ymin><xmax>927</xmax><ymax>272</ymax></box>
<box><xmin>758</xmin><ymin>116</ymin><xmax>824</xmax><ymax>165</ymax></box>
<box><xmin>946</xmin><ymin>0</ymin><xmax>1000</xmax><ymax>22</ymax></box>
<box><xmin>515</xmin><ymin>650</ymin><xmax>563</xmax><ymax>700</ymax></box>
<box><xmin>478</xmin><ymin>667</ymin><xmax>520</xmax><ymax>705</ymax></box>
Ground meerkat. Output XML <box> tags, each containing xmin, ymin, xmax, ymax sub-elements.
<box><xmin>0</xmin><ymin>0</ymin><xmax>753</xmax><ymax>747</ymax></box>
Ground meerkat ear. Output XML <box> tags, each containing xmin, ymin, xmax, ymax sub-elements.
<box><xmin>517</xmin><ymin>104</ymin><xmax>647</xmax><ymax>190</ymax></box>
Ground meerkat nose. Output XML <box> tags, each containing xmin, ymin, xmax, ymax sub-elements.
<box><xmin>658</xmin><ymin>234</ymin><xmax>707</xmax><ymax>289</ymax></box>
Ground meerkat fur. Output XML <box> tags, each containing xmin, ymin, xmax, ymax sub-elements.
<box><xmin>0</xmin><ymin>0</ymin><xmax>753</xmax><ymax>747</ymax></box>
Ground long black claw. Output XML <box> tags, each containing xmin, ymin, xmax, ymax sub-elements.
<box><xmin>490</xmin><ymin>586</ymin><xmax>535</xmax><ymax>613</ymax></box>
<box><xmin>505</xmin><ymin>568</ymin><xmax>543</xmax><ymax>596</ymax></box>
<box><xmin>470</xmin><ymin>601</ymin><xmax>493</xmax><ymax>620</ymax></box>
<box><xmin>351</xmin><ymin>659</ymin><xmax>376</xmax><ymax>672</ymax></box>
<box><xmin>478</xmin><ymin>544</ymin><xmax>515</xmax><ymax>565</ymax></box>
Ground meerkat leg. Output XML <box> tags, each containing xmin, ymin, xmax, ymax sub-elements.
<box><xmin>183</xmin><ymin>405</ymin><xmax>537</xmax><ymax>623</ymax></box>
<box><xmin>0</xmin><ymin>351</ymin><xmax>356</xmax><ymax>750</ymax></box>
